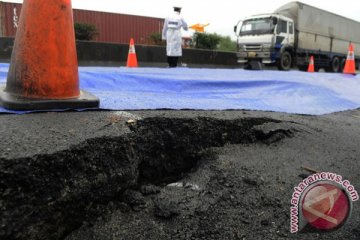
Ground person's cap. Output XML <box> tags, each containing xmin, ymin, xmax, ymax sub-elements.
<box><xmin>173</xmin><ymin>6</ymin><xmax>182</xmax><ymax>12</ymax></box>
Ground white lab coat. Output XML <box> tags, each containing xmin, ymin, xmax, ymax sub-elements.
<box><xmin>162</xmin><ymin>11</ymin><xmax>188</xmax><ymax>57</ymax></box>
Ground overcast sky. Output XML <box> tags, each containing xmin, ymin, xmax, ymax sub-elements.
<box><xmin>4</xmin><ymin>0</ymin><xmax>360</xmax><ymax>37</ymax></box>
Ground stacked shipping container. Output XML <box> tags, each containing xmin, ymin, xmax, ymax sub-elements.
<box><xmin>0</xmin><ymin>1</ymin><xmax>164</xmax><ymax>44</ymax></box>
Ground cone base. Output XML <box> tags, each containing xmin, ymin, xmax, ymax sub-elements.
<box><xmin>0</xmin><ymin>87</ymin><xmax>99</xmax><ymax>111</ymax></box>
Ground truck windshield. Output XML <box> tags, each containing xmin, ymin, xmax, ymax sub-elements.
<box><xmin>240</xmin><ymin>18</ymin><xmax>274</xmax><ymax>36</ymax></box>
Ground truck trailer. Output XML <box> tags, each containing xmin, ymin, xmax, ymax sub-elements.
<box><xmin>234</xmin><ymin>1</ymin><xmax>360</xmax><ymax>71</ymax></box>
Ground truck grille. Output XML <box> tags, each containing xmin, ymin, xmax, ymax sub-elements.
<box><xmin>244</xmin><ymin>45</ymin><xmax>262</xmax><ymax>51</ymax></box>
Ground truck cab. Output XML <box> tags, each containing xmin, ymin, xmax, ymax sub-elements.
<box><xmin>234</xmin><ymin>14</ymin><xmax>295</xmax><ymax>70</ymax></box>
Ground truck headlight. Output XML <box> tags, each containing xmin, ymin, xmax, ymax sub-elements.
<box><xmin>238</xmin><ymin>44</ymin><xmax>245</xmax><ymax>50</ymax></box>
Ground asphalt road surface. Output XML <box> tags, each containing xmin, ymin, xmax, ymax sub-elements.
<box><xmin>1</xmin><ymin>109</ymin><xmax>360</xmax><ymax>240</ymax></box>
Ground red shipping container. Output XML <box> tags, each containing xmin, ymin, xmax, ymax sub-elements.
<box><xmin>0</xmin><ymin>1</ymin><xmax>164</xmax><ymax>44</ymax></box>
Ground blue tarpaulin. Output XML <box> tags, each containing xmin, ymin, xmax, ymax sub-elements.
<box><xmin>0</xmin><ymin>63</ymin><xmax>360</xmax><ymax>115</ymax></box>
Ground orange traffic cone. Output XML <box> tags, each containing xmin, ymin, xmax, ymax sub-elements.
<box><xmin>343</xmin><ymin>43</ymin><xmax>356</xmax><ymax>75</ymax></box>
<box><xmin>126</xmin><ymin>38</ymin><xmax>138</xmax><ymax>67</ymax></box>
<box><xmin>0</xmin><ymin>0</ymin><xmax>99</xmax><ymax>110</ymax></box>
<box><xmin>307</xmin><ymin>56</ymin><xmax>315</xmax><ymax>73</ymax></box>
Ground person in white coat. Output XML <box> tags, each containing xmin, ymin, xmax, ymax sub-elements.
<box><xmin>162</xmin><ymin>6</ymin><xmax>188</xmax><ymax>67</ymax></box>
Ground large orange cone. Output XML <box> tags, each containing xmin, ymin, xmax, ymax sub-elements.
<box><xmin>126</xmin><ymin>38</ymin><xmax>138</xmax><ymax>68</ymax></box>
<box><xmin>307</xmin><ymin>56</ymin><xmax>315</xmax><ymax>73</ymax></box>
<box><xmin>0</xmin><ymin>0</ymin><xmax>99</xmax><ymax>110</ymax></box>
<box><xmin>343</xmin><ymin>43</ymin><xmax>356</xmax><ymax>75</ymax></box>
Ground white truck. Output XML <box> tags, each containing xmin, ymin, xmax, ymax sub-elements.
<box><xmin>234</xmin><ymin>1</ymin><xmax>360</xmax><ymax>71</ymax></box>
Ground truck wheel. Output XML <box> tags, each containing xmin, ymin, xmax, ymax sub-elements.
<box><xmin>330</xmin><ymin>57</ymin><xmax>340</xmax><ymax>72</ymax></box>
<box><xmin>277</xmin><ymin>51</ymin><xmax>292</xmax><ymax>71</ymax></box>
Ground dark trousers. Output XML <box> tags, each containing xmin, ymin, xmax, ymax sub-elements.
<box><xmin>167</xmin><ymin>56</ymin><xmax>179</xmax><ymax>68</ymax></box>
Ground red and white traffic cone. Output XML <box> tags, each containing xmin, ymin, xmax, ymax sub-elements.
<box><xmin>343</xmin><ymin>43</ymin><xmax>356</xmax><ymax>75</ymax></box>
<box><xmin>126</xmin><ymin>38</ymin><xmax>138</xmax><ymax>68</ymax></box>
<box><xmin>307</xmin><ymin>56</ymin><xmax>315</xmax><ymax>73</ymax></box>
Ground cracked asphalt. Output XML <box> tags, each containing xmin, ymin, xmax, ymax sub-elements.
<box><xmin>1</xmin><ymin>109</ymin><xmax>360</xmax><ymax>240</ymax></box>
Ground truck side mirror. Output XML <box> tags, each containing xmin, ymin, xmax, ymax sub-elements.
<box><xmin>234</xmin><ymin>25</ymin><xmax>237</xmax><ymax>33</ymax></box>
<box><xmin>272</xmin><ymin>17</ymin><xmax>278</xmax><ymax>25</ymax></box>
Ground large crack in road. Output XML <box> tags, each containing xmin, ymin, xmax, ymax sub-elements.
<box><xmin>0</xmin><ymin>116</ymin><xmax>297</xmax><ymax>240</ymax></box>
